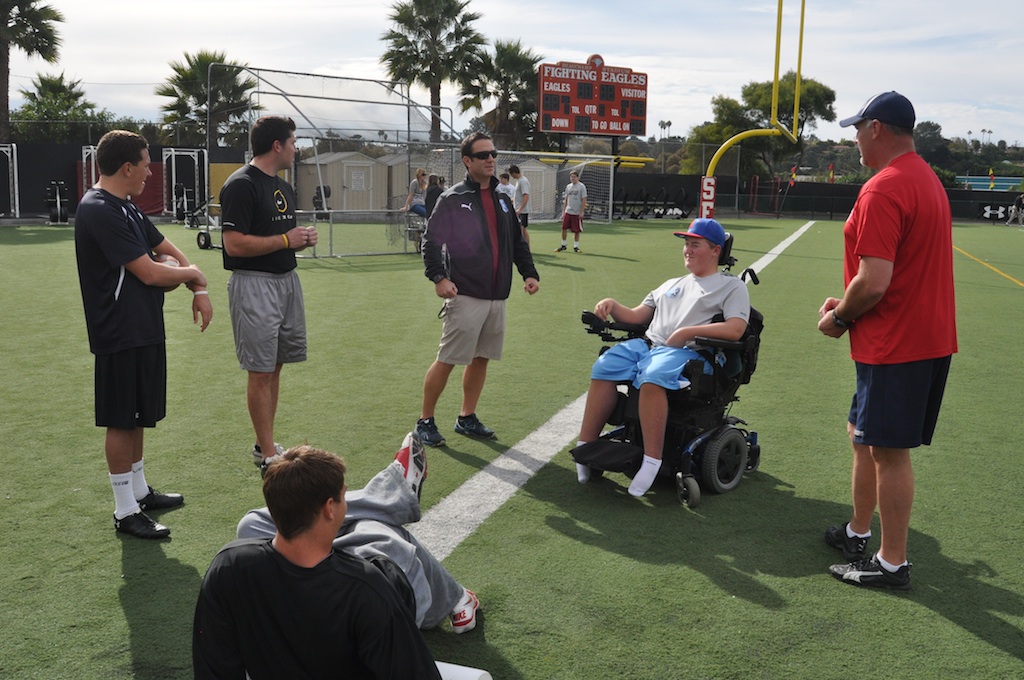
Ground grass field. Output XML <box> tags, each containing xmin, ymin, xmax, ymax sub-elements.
<box><xmin>1</xmin><ymin>215</ymin><xmax>1022</xmax><ymax>678</ymax></box>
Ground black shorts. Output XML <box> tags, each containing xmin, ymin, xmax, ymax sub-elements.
<box><xmin>95</xmin><ymin>344</ymin><xmax>167</xmax><ymax>429</ymax></box>
<box><xmin>849</xmin><ymin>356</ymin><xmax>951</xmax><ymax>449</ymax></box>
<box><xmin>519</xmin><ymin>213</ymin><xmax>529</xmax><ymax>229</ymax></box>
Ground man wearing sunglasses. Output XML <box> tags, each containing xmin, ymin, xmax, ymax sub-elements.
<box><xmin>417</xmin><ymin>132</ymin><xmax>540</xmax><ymax>447</ymax></box>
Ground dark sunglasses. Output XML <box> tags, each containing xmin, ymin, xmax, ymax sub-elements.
<box><xmin>468</xmin><ymin>149</ymin><xmax>498</xmax><ymax>160</ymax></box>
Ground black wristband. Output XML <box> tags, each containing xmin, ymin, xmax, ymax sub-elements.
<box><xmin>832</xmin><ymin>310</ymin><xmax>850</xmax><ymax>329</ymax></box>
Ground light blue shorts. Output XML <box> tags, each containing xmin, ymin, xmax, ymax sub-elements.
<box><xmin>590</xmin><ymin>338</ymin><xmax>716</xmax><ymax>390</ymax></box>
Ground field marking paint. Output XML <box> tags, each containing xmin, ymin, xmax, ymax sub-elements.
<box><xmin>746</xmin><ymin>220</ymin><xmax>816</xmax><ymax>274</ymax></box>
<box><xmin>953</xmin><ymin>245</ymin><xmax>1024</xmax><ymax>288</ymax></box>
<box><xmin>413</xmin><ymin>394</ymin><xmax>587</xmax><ymax>561</ymax></box>
<box><xmin>414</xmin><ymin>221</ymin><xmax>818</xmax><ymax>560</ymax></box>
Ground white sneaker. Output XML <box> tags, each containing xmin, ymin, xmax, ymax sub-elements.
<box><xmin>451</xmin><ymin>589</ymin><xmax>479</xmax><ymax>634</ymax></box>
<box><xmin>394</xmin><ymin>432</ymin><xmax>427</xmax><ymax>499</ymax></box>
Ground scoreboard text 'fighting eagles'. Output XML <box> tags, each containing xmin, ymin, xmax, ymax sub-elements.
<box><xmin>537</xmin><ymin>54</ymin><xmax>648</xmax><ymax>137</ymax></box>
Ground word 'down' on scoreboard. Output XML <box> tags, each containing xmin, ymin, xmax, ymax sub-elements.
<box><xmin>538</xmin><ymin>54</ymin><xmax>647</xmax><ymax>137</ymax></box>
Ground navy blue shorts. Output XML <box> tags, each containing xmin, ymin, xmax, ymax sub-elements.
<box><xmin>849</xmin><ymin>356</ymin><xmax>951</xmax><ymax>449</ymax></box>
<box><xmin>95</xmin><ymin>344</ymin><xmax>167</xmax><ymax>429</ymax></box>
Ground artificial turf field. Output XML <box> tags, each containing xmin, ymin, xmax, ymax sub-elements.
<box><xmin>1</xmin><ymin>215</ymin><xmax>1022</xmax><ymax>678</ymax></box>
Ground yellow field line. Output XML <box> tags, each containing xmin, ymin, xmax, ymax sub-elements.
<box><xmin>954</xmin><ymin>245</ymin><xmax>1024</xmax><ymax>288</ymax></box>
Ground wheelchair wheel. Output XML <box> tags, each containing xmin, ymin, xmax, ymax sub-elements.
<box><xmin>676</xmin><ymin>472</ymin><xmax>700</xmax><ymax>508</ymax></box>
<box><xmin>700</xmin><ymin>428</ymin><xmax>748</xmax><ymax>494</ymax></box>
<box><xmin>197</xmin><ymin>231</ymin><xmax>212</xmax><ymax>250</ymax></box>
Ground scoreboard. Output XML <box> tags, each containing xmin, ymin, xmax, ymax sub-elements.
<box><xmin>538</xmin><ymin>54</ymin><xmax>647</xmax><ymax>137</ymax></box>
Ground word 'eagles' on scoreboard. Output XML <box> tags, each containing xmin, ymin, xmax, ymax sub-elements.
<box><xmin>538</xmin><ymin>54</ymin><xmax>647</xmax><ymax>137</ymax></box>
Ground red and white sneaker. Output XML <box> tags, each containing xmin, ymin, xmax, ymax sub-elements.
<box><xmin>394</xmin><ymin>431</ymin><xmax>427</xmax><ymax>499</ymax></box>
<box><xmin>451</xmin><ymin>589</ymin><xmax>479</xmax><ymax>634</ymax></box>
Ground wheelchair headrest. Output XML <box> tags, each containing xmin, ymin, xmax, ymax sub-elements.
<box><xmin>718</xmin><ymin>233</ymin><xmax>736</xmax><ymax>268</ymax></box>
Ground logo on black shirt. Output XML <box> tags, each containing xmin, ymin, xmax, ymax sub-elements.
<box><xmin>274</xmin><ymin>189</ymin><xmax>288</xmax><ymax>213</ymax></box>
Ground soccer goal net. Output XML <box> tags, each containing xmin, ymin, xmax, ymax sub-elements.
<box><xmin>204</xmin><ymin>65</ymin><xmax>463</xmax><ymax>257</ymax></box>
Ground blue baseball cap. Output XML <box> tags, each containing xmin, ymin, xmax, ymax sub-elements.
<box><xmin>674</xmin><ymin>218</ymin><xmax>726</xmax><ymax>247</ymax></box>
<box><xmin>839</xmin><ymin>91</ymin><xmax>915</xmax><ymax>130</ymax></box>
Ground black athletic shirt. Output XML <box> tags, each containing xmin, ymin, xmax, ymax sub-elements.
<box><xmin>75</xmin><ymin>188</ymin><xmax>166</xmax><ymax>355</ymax></box>
<box><xmin>220</xmin><ymin>164</ymin><xmax>298</xmax><ymax>273</ymax></box>
<box><xmin>192</xmin><ymin>539</ymin><xmax>442</xmax><ymax>680</ymax></box>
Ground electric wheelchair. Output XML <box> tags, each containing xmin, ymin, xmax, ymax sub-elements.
<box><xmin>571</xmin><ymin>234</ymin><xmax>763</xmax><ymax>507</ymax></box>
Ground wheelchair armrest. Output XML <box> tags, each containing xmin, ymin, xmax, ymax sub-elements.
<box><xmin>692</xmin><ymin>336</ymin><xmax>745</xmax><ymax>352</ymax></box>
<box><xmin>581</xmin><ymin>311</ymin><xmax>648</xmax><ymax>341</ymax></box>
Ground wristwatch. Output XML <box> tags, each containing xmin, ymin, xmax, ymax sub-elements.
<box><xmin>431</xmin><ymin>273</ymin><xmax>446</xmax><ymax>284</ymax></box>
<box><xmin>831</xmin><ymin>310</ymin><xmax>850</xmax><ymax>329</ymax></box>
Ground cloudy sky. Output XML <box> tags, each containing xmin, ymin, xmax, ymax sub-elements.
<box><xmin>10</xmin><ymin>0</ymin><xmax>1024</xmax><ymax>151</ymax></box>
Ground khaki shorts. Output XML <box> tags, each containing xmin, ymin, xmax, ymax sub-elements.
<box><xmin>228</xmin><ymin>269</ymin><xmax>307</xmax><ymax>372</ymax></box>
<box><xmin>437</xmin><ymin>295</ymin><xmax>505</xmax><ymax>365</ymax></box>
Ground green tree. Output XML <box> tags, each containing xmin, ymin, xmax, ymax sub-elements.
<box><xmin>10</xmin><ymin>71</ymin><xmax>106</xmax><ymax>143</ymax></box>
<box><xmin>681</xmin><ymin>95</ymin><xmax>762</xmax><ymax>177</ymax></box>
<box><xmin>0</xmin><ymin>1</ymin><xmax>64</xmax><ymax>142</ymax></box>
<box><xmin>738</xmin><ymin>71</ymin><xmax>836</xmax><ymax>176</ymax></box>
<box><xmin>155</xmin><ymin>50</ymin><xmax>258</xmax><ymax>149</ymax></box>
<box><xmin>380</xmin><ymin>0</ymin><xmax>486</xmax><ymax>143</ymax></box>
<box><xmin>914</xmin><ymin>120</ymin><xmax>951</xmax><ymax>167</ymax></box>
<box><xmin>458</xmin><ymin>39</ymin><xmax>542</xmax><ymax>150</ymax></box>
<box><xmin>684</xmin><ymin>72</ymin><xmax>836</xmax><ymax>178</ymax></box>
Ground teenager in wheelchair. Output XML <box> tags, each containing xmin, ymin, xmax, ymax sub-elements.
<box><xmin>571</xmin><ymin>218</ymin><xmax>762</xmax><ymax>507</ymax></box>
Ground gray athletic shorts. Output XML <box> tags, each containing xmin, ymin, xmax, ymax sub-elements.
<box><xmin>436</xmin><ymin>295</ymin><xmax>505</xmax><ymax>365</ymax></box>
<box><xmin>228</xmin><ymin>269</ymin><xmax>307</xmax><ymax>372</ymax></box>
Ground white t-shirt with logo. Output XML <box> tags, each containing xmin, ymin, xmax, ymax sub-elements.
<box><xmin>642</xmin><ymin>272</ymin><xmax>750</xmax><ymax>346</ymax></box>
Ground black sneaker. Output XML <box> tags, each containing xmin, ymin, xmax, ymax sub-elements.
<box><xmin>825</xmin><ymin>523</ymin><xmax>869</xmax><ymax>561</ymax></box>
<box><xmin>114</xmin><ymin>511</ymin><xmax>170</xmax><ymax>539</ymax></box>
<box><xmin>137</xmin><ymin>486</ymin><xmax>184</xmax><ymax>511</ymax></box>
<box><xmin>574</xmin><ymin>246</ymin><xmax>582</xmax><ymax>253</ymax></box>
<box><xmin>454</xmin><ymin>413</ymin><xmax>496</xmax><ymax>439</ymax></box>
<box><xmin>416</xmin><ymin>417</ymin><xmax>446</xmax><ymax>447</ymax></box>
<box><xmin>252</xmin><ymin>442</ymin><xmax>285</xmax><ymax>466</ymax></box>
<box><xmin>554</xmin><ymin>245</ymin><xmax>566</xmax><ymax>252</ymax></box>
<box><xmin>829</xmin><ymin>554</ymin><xmax>911</xmax><ymax>591</ymax></box>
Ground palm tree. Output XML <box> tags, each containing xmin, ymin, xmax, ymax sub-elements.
<box><xmin>0</xmin><ymin>1</ymin><xmax>64</xmax><ymax>143</ymax></box>
<box><xmin>458</xmin><ymin>39</ymin><xmax>542</xmax><ymax>150</ymax></box>
<box><xmin>18</xmin><ymin>69</ymin><xmax>85</xmax><ymax>105</ymax></box>
<box><xmin>155</xmin><ymin>50</ymin><xmax>258</xmax><ymax>149</ymax></box>
<box><xmin>11</xmin><ymin>71</ymin><xmax>97</xmax><ymax>142</ymax></box>
<box><xmin>380</xmin><ymin>0</ymin><xmax>486</xmax><ymax>143</ymax></box>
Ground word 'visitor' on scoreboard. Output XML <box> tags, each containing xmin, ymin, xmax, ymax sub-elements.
<box><xmin>538</xmin><ymin>54</ymin><xmax>647</xmax><ymax>137</ymax></box>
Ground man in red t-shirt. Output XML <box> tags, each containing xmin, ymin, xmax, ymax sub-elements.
<box><xmin>818</xmin><ymin>91</ymin><xmax>957</xmax><ymax>591</ymax></box>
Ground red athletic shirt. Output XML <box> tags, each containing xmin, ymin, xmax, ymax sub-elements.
<box><xmin>844</xmin><ymin>152</ymin><xmax>958</xmax><ymax>364</ymax></box>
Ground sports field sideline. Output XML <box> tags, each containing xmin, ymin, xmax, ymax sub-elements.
<box><xmin>1</xmin><ymin>216</ymin><xmax>1023</xmax><ymax>678</ymax></box>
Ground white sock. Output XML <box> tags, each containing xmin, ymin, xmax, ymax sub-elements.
<box><xmin>846</xmin><ymin>524</ymin><xmax>871</xmax><ymax>539</ymax></box>
<box><xmin>131</xmin><ymin>459</ymin><xmax>149</xmax><ymax>501</ymax></box>
<box><xmin>628</xmin><ymin>455</ymin><xmax>662</xmax><ymax>497</ymax></box>
<box><xmin>575</xmin><ymin>440</ymin><xmax>591</xmax><ymax>483</ymax></box>
<box><xmin>876</xmin><ymin>553</ymin><xmax>906</xmax><ymax>572</ymax></box>
<box><xmin>561</xmin><ymin>239</ymin><xmax>567</xmax><ymax>246</ymax></box>
<box><xmin>110</xmin><ymin>472</ymin><xmax>139</xmax><ymax>519</ymax></box>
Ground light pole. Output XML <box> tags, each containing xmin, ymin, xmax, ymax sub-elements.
<box><xmin>665</xmin><ymin>121</ymin><xmax>672</xmax><ymax>173</ymax></box>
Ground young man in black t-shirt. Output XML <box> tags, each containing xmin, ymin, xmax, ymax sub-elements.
<box><xmin>220</xmin><ymin>116</ymin><xmax>318</xmax><ymax>474</ymax></box>
<box><xmin>75</xmin><ymin>130</ymin><xmax>213</xmax><ymax>539</ymax></box>
<box><xmin>193</xmin><ymin>445</ymin><xmax>443</xmax><ymax>679</ymax></box>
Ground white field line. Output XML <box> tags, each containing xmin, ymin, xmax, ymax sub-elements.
<box><xmin>412</xmin><ymin>221</ymin><xmax>818</xmax><ymax>560</ymax></box>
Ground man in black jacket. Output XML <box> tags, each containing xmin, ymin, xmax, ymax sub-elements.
<box><xmin>417</xmin><ymin>132</ymin><xmax>540</xmax><ymax>446</ymax></box>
